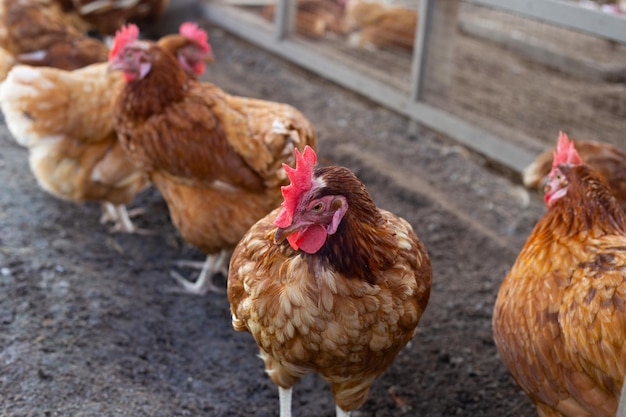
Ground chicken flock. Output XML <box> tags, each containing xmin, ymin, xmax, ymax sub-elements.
<box><xmin>0</xmin><ymin>1</ymin><xmax>625</xmax><ymax>416</ymax></box>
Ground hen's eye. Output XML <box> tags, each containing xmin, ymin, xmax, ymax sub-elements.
<box><xmin>312</xmin><ymin>203</ymin><xmax>323</xmax><ymax>211</ymax></box>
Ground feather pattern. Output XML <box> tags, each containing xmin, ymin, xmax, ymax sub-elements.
<box><xmin>112</xmin><ymin>36</ymin><xmax>316</xmax><ymax>257</ymax></box>
<box><xmin>228</xmin><ymin>164</ymin><xmax>431</xmax><ymax>413</ymax></box>
<box><xmin>493</xmin><ymin>162</ymin><xmax>626</xmax><ymax>417</ymax></box>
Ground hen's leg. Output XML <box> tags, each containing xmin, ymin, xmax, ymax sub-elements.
<box><xmin>170</xmin><ymin>250</ymin><xmax>229</xmax><ymax>295</ymax></box>
<box><xmin>100</xmin><ymin>202</ymin><xmax>119</xmax><ymax>224</ymax></box>
<box><xmin>336</xmin><ymin>405</ymin><xmax>350</xmax><ymax>417</ymax></box>
<box><xmin>100</xmin><ymin>203</ymin><xmax>151</xmax><ymax>234</ymax></box>
<box><xmin>279</xmin><ymin>386</ymin><xmax>292</xmax><ymax>417</ymax></box>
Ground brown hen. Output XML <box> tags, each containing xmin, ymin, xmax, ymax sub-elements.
<box><xmin>0</xmin><ymin>23</ymin><xmax>213</xmax><ymax>233</ymax></box>
<box><xmin>262</xmin><ymin>0</ymin><xmax>348</xmax><ymax>39</ymax></box>
<box><xmin>109</xmin><ymin>24</ymin><xmax>317</xmax><ymax>293</ymax></box>
<box><xmin>228</xmin><ymin>146</ymin><xmax>432</xmax><ymax>417</ymax></box>
<box><xmin>0</xmin><ymin>0</ymin><xmax>109</xmax><ymax>80</ymax></box>
<box><xmin>55</xmin><ymin>0</ymin><xmax>169</xmax><ymax>35</ymax></box>
<box><xmin>344</xmin><ymin>0</ymin><xmax>418</xmax><ymax>51</ymax></box>
<box><xmin>493</xmin><ymin>132</ymin><xmax>626</xmax><ymax>417</ymax></box>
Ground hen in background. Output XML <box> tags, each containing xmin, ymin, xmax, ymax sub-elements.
<box><xmin>0</xmin><ymin>0</ymin><xmax>109</xmax><ymax>80</ymax></box>
<box><xmin>109</xmin><ymin>24</ymin><xmax>317</xmax><ymax>294</ymax></box>
<box><xmin>261</xmin><ymin>0</ymin><xmax>348</xmax><ymax>39</ymax></box>
<box><xmin>493</xmin><ymin>132</ymin><xmax>626</xmax><ymax>417</ymax></box>
<box><xmin>344</xmin><ymin>0</ymin><xmax>418</xmax><ymax>51</ymax></box>
<box><xmin>228</xmin><ymin>146</ymin><xmax>431</xmax><ymax>417</ymax></box>
<box><xmin>57</xmin><ymin>0</ymin><xmax>170</xmax><ymax>37</ymax></box>
<box><xmin>0</xmin><ymin>22</ymin><xmax>213</xmax><ymax>233</ymax></box>
<box><xmin>523</xmin><ymin>138</ymin><xmax>626</xmax><ymax>211</ymax></box>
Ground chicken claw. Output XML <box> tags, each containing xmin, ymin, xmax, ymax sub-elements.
<box><xmin>169</xmin><ymin>251</ymin><xmax>229</xmax><ymax>295</ymax></box>
<box><xmin>100</xmin><ymin>202</ymin><xmax>152</xmax><ymax>235</ymax></box>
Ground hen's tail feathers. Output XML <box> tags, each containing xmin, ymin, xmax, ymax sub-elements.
<box><xmin>0</xmin><ymin>65</ymin><xmax>71</xmax><ymax>147</ymax></box>
<box><xmin>0</xmin><ymin>63</ymin><xmax>119</xmax><ymax>148</ymax></box>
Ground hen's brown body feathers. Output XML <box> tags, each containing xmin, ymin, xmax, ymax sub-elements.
<box><xmin>494</xmin><ymin>164</ymin><xmax>626</xmax><ymax>417</ymax></box>
<box><xmin>63</xmin><ymin>0</ymin><xmax>169</xmax><ymax>35</ymax></box>
<box><xmin>0</xmin><ymin>63</ymin><xmax>146</xmax><ymax>204</ymax></box>
<box><xmin>0</xmin><ymin>0</ymin><xmax>109</xmax><ymax>78</ymax></box>
<box><xmin>228</xmin><ymin>165</ymin><xmax>431</xmax><ymax>413</ymax></box>
<box><xmin>113</xmin><ymin>42</ymin><xmax>316</xmax><ymax>264</ymax></box>
<box><xmin>0</xmin><ymin>32</ymin><xmax>208</xmax><ymax>232</ymax></box>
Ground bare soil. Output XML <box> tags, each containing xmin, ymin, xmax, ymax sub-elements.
<box><xmin>2</xmin><ymin>10</ymin><xmax>618</xmax><ymax>417</ymax></box>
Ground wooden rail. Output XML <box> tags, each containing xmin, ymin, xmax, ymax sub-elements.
<box><xmin>198</xmin><ymin>0</ymin><xmax>625</xmax><ymax>176</ymax></box>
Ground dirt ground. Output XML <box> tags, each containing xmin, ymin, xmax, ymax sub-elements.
<box><xmin>2</xmin><ymin>10</ymin><xmax>616</xmax><ymax>417</ymax></box>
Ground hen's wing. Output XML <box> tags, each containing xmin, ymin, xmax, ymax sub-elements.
<box><xmin>15</xmin><ymin>34</ymin><xmax>108</xmax><ymax>69</ymax></box>
<box><xmin>119</xmin><ymin>82</ymin><xmax>316</xmax><ymax>193</ymax></box>
<box><xmin>495</xmin><ymin>237</ymin><xmax>626</xmax><ymax>417</ymax></box>
<box><xmin>558</xmin><ymin>238</ymin><xmax>626</xmax><ymax>415</ymax></box>
<box><xmin>117</xmin><ymin>82</ymin><xmax>266</xmax><ymax>192</ymax></box>
<box><xmin>220</xmin><ymin>94</ymin><xmax>317</xmax><ymax>188</ymax></box>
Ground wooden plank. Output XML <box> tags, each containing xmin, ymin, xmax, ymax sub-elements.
<box><xmin>459</xmin><ymin>17</ymin><xmax>626</xmax><ymax>82</ymax></box>
<box><xmin>468</xmin><ymin>0</ymin><xmax>626</xmax><ymax>43</ymax></box>
<box><xmin>200</xmin><ymin>2</ymin><xmax>537</xmax><ymax>175</ymax></box>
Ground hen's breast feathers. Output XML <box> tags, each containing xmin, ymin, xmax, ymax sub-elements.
<box><xmin>229</xmin><ymin>206</ymin><xmax>430</xmax><ymax>375</ymax></box>
<box><xmin>560</xmin><ymin>240</ymin><xmax>626</xmax><ymax>388</ymax></box>
<box><xmin>494</xmin><ymin>231</ymin><xmax>626</xmax><ymax>416</ymax></box>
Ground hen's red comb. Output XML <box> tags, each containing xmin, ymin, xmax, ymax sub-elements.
<box><xmin>552</xmin><ymin>131</ymin><xmax>582</xmax><ymax>170</ymax></box>
<box><xmin>179</xmin><ymin>22</ymin><xmax>211</xmax><ymax>53</ymax></box>
<box><xmin>109</xmin><ymin>24</ymin><xmax>140</xmax><ymax>60</ymax></box>
<box><xmin>274</xmin><ymin>146</ymin><xmax>317</xmax><ymax>228</ymax></box>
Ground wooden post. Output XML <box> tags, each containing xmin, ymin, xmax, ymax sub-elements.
<box><xmin>274</xmin><ymin>0</ymin><xmax>296</xmax><ymax>41</ymax></box>
<box><xmin>410</xmin><ymin>0</ymin><xmax>460</xmax><ymax>102</ymax></box>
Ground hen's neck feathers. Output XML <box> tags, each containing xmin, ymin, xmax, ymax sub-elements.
<box><xmin>119</xmin><ymin>45</ymin><xmax>189</xmax><ymax>119</ymax></box>
<box><xmin>310</xmin><ymin>166</ymin><xmax>399</xmax><ymax>284</ymax></box>
<box><xmin>536</xmin><ymin>164</ymin><xmax>626</xmax><ymax>241</ymax></box>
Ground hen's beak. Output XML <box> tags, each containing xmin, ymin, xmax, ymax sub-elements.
<box><xmin>203</xmin><ymin>50</ymin><xmax>215</xmax><ymax>63</ymax></box>
<box><xmin>274</xmin><ymin>227</ymin><xmax>288</xmax><ymax>244</ymax></box>
<box><xmin>107</xmin><ymin>60</ymin><xmax>122</xmax><ymax>73</ymax></box>
<box><xmin>274</xmin><ymin>224</ymin><xmax>299</xmax><ymax>244</ymax></box>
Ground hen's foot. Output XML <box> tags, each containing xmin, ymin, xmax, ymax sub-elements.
<box><xmin>168</xmin><ymin>251</ymin><xmax>230</xmax><ymax>295</ymax></box>
<box><xmin>101</xmin><ymin>203</ymin><xmax>153</xmax><ymax>235</ymax></box>
<box><xmin>169</xmin><ymin>270</ymin><xmax>224</xmax><ymax>295</ymax></box>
